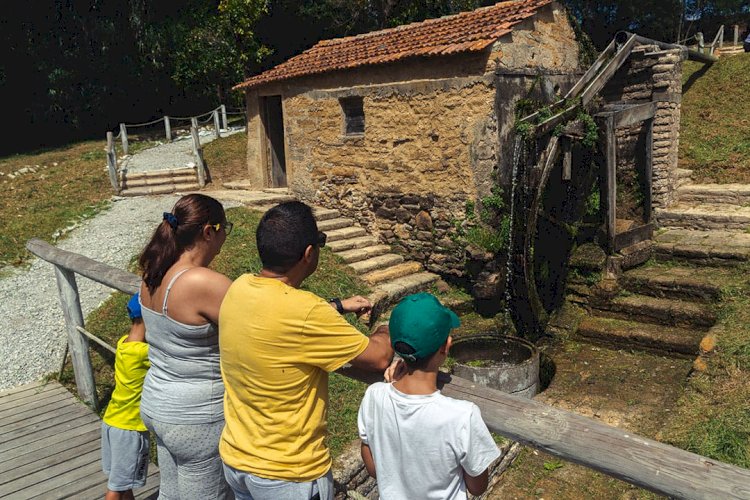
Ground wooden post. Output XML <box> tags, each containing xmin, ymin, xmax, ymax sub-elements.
<box><xmin>645</xmin><ymin>118</ymin><xmax>653</xmax><ymax>223</ymax></box>
<box><xmin>719</xmin><ymin>25</ymin><xmax>724</xmax><ymax>48</ymax></box>
<box><xmin>561</xmin><ymin>137</ymin><xmax>572</xmax><ymax>181</ymax></box>
<box><xmin>213</xmin><ymin>110</ymin><xmax>221</xmax><ymax>139</ymax></box>
<box><xmin>192</xmin><ymin>125</ymin><xmax>206</xmax><ymax>187</ymax></box>
<box><xmin>604</xmin><ymin>114</ymin><xmax>617</xmax><ymax>254</ymax></box>
<box><xmin>53</xmin><ymin>266</ymin><xmax>98</xmax><ymax>411</ymax></box>
<box><xmin>696</xmin><ymin>32</ymin><xmax>704</xmax><ymax>53</ymax></box>
<box><xmin>106</xmin><ymin>132</ymin><xmax>119</xmax><ymax>192</ymax></box>
<box><xmin>221</xmin><ymin>104</ymin><xmax>228</xmax><ymax>130</ymax></box>
<box><xmin>164</xmin><ymin>116</ymin><xmax>171</xmax><ymax>142</ymax></box>
<box><xmin>119</xmin><ymin>123</ymin><xmax>128</xmax><ymax>156</ymax></box>
<box><xmin>734</xmin><ymin>25</ymin><xmax>739</xmax><ymax>45</ymax></box>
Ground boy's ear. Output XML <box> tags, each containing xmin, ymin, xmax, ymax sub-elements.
<box><xmin>440</xmin><ymin>336</ymin><xmax>453</xmax><ymax>355</ymax></box>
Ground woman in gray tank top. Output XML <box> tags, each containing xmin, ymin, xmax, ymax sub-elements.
<box><xmin>138</xmin><ymin>193</ymin><xmax>234</xmax><ymax>500</ymax></box>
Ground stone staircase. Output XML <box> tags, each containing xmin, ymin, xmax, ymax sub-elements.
<box><xmin>566</xmin><ymin>169</ymin><xmax>750</xmax><ymax>360</ymax></box>
<box><xmin>654</xmin><ymin>169</ymin><xmax>750</xmax><ymax>265</ymax></box>
<box><xmin>208</xmin><ymin>186</ymin><xmax>440</xmax><ymax>324</ymax></box>
<box><xmin>118</xmin><ymin>167</ymin><xmax>200</xmax><ymax>196</ymax></box>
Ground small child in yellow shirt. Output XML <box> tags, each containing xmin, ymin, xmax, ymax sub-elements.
<box><xmin>101</xmin><ymin>293</ymin><xmax>150</xmax><ymax>500</ymax></box>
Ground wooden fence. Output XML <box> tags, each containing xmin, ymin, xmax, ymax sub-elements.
<box><xmin>25</xmin><ymin>237</ymin><xmax>750</xmax><ymax>499</ymax></box>
<box><xmin>106</xmin><ymin>104</ymin><xmax>246</xmax><ymax>192</ymax></box>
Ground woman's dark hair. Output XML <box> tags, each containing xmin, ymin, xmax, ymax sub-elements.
<box><xmin>139</xmin><ymin>194</ymin><xmax>225</xmax><ymax>294</ymax></box>
<box><xmin>256</xmin><ymin>201</ymin><xmax>318</xmax><ymax>273</ymax></box>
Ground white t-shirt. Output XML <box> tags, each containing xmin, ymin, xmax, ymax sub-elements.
<box><xmin>357</xmin><ymin>382</ymin><xmax>501</xmax><ymax>500</ymax></box>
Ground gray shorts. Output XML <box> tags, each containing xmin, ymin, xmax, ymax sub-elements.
<box><xmin>101</xmin><ymin>422</ymin><xmax>150</xmax><ymax>491</ymax></box>
<box><xmin>223</xmin><ymin>463</ymin><xmax>333</xmax><ymax>500</ymax></box>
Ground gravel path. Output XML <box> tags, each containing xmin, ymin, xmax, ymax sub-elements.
<box><xmin>122</xmin><ymin>127</ymin><xmax>243</xmax><ymax>173</ymax></box>
<box><xmin>0</xmin><ymin>162</ymin><xmax>243</xmax><ymax>391</ymax></box>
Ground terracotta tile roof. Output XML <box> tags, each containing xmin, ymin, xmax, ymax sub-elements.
<box><xmin>234</xmin><ymin>0</ymin><xmax>552</xmax><ymax>90</ymax></box>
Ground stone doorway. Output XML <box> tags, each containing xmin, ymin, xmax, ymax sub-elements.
<box><xmin>261</xmin><ymin>95</ymin><xmax>287</xmax><ymax>187</ymax></box>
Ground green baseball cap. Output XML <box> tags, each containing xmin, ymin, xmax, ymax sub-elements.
<box><xmin>389</xmin><ymin>293</ymin><xmax>461</xmax><ymax>362</ymax></box>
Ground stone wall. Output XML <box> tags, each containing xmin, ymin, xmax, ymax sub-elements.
<box><xmin>602</xmin><ymin>46</ymin><xmax>683</xmax><ymax>209</ymax></box>
<box><xmin>284</xmin><ymin>79</ymin><xmax>497</xmax><ymax>277</ymax></box>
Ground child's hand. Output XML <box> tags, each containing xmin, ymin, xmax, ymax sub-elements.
<box><xmin>384</xmin><ymin>356</ymin><xmax>405</xmax><ymax>383</ymax></box>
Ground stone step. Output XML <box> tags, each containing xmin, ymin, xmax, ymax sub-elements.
<box><xmin>327</xmin><ymin>235</ymin><xmax>380</xmax><ymax>253</ymax></box>
<box><xmin>621</xmin><ymin>266</ymin><xmax>724</xmax><ymax>302</ymax></box>
<box><xmin>120</xmin><ymin>182</ymin><xmax>200</xmax><ymax>196</ymax></box>
<box><xmin>677</xmin><ymin>183</ymin><xmax>750</xmax><ymax>205</ymax></box>
<box><xmin>576</xmin><ymin>316</ymin><xmax>703</xmax><ymax>357</ymax></box>
<box><xmin>656</xmin><ymin>203</ymin><xmax>750</xmax><ymax>231</ymax></box>
<box><xmin>317</xmin><ymin>217</ymin><xmax>354</xmax><ymax>232</ymax></box>
<box><xmin>120</xmin><ymin>167</ymin><xmax>196</xmax><ymax>180</ymax></box>
<box><xmin>326</xmin><ymin>226</ymin><xmax>368</xmax><ymax>242</ymax></box>
<box><xmin>654</xmin><ymin>228</ymin><xmax>750</xmax><ymax>266</ymax></box>
<box><xmin>313</xmin><ymin>207</ymin><xmax>341</xmax><ymax>221</ymax></box>
<box><xmin>366</xmin><ymin>272</ymin><xmax>441</xmax><ymax>324</ymax></box>
<box><xmin>349</xmin><ymin>254</ymin><xmax>404</xmax><ymax>274</ymax></box>
<box><xmin>362</xmin><ymin>262</ymin><xmax>423</xmax><ymax>285</ymax></box>
<box><xmin>592</xmin><ymin>294</ymin><xmax>717</xmax><ymax>328</ymax></box>
<box><xmin>675</xmin><ymin>168</ymin><xmax>693</xmax><ymax>188</ymax></box>
<box><xmin>336</xmin><ymin>245</ymin><xmax>392</xmax><ymax>264</ymax></box>
<box><xmin>201</xmin><ymin>189</ymin><xmax>296</xmax><ymax>207</ymax></box>
<box><xmin>121</xmin><ymin>174</ymin><xmax>197</xmax><ymax>189</ymax></box>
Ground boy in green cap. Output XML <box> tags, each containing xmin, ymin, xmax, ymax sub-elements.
<box><xmin>357</xmin><ymin>293</ymin><xmax>500</xmax><ymax>499</ymax></box>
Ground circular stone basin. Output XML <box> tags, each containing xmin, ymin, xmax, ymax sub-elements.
<box><xmin>451</xmin><ymin>334</ymin><xmax>540</xmax><ymax>398</ymax></box>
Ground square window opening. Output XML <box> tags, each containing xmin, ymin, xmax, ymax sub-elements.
<box><xmin>340</xmin><ymin>96</ymin><xmax>364</xmax><ymax>136</ymax></box>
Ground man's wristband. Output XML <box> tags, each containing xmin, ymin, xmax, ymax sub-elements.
<box><xmin>329</xmin><ymin>298</ymin><xmax>345</xmax><ymax>315</ymax></box>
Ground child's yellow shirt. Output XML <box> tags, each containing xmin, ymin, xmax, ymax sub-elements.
<box><xmin>103</xmin><ymin>335</ymin><xmax>150</xmax><ymax>431</ymax></box>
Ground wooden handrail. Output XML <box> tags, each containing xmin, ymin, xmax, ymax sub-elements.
<box><xmin>28</xmin><ymin>238</ymin><xmax>750</xmax><ymax>498</ymax></box>
<box><xmin>338</xmin><ymin>366</ymin><xmax>750</xmax><ymax>499</ymax></box>
<box><xmin>26</xmin><ymin>238</ymin><xmax>140</xmax><ymax>294</ymax></box>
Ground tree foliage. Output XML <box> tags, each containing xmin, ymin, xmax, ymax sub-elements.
<box><xmin>2</xmin><ymin>0</ymin><xmax>748</xmax><ymax>155</ymax></box>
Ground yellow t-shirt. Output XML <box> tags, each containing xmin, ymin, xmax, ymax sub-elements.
<box><xmin>102</xmin><ymin>335</ymin><xmax>150</xmax><ymax>431</ymax></box>
<box><xmin>219</xmin><ymin>275</ymin><xmax>369</xmax><ymax>481</ymax></box>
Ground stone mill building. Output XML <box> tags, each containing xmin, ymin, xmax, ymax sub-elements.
<box><xmin>234</xmin><ymin>0</ymin><xmax>581</xmax><ymax>277</ymax></box>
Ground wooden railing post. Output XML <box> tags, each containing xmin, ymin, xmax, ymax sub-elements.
<box><xmin>221</xmin><ymin>104</ymin><xmax>228</xmax><ymax>130</ymax></box>
<box><xmin>119</xmin><ymin>123</ymin><xmax>128</xmax><ymax>156</ymax></box>
<box><xmin>53</xmin><ymin>265</ymin><xmax>98</xmax><ymax>411</ymax></box>
<box><xmin>164</xmin><ymin>116</ymin><xmax>172</xmax><ymax>142</ymax></box>
<box><xmin>106</xmin><ymin>131</ymin><xmax>119</xmax><ymax>192</ymax></box>
<box><xmin>213</xmin><ymin>109</ymin><xmax>221</xmax><ymax>139</ymax></box>
<box><xmin>192</xmin><ymin>125</ymin><xmax>206</xmax><ymax>187</ymax></box>
<box><xmin>733</xmin><ymin>25</ymin><xmax>739</xmax><ymax>46</ymax></box>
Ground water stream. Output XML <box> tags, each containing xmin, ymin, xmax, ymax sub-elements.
<box><xmin>504</xmin><ymin>135</ymin><xmax>523</xmax><ymax>306</ymax></box>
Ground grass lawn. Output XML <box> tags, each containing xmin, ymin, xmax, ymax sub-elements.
<box><xmin>63</xmin><ymin>206</ymin><xmax>372</xmax><ymax>458</ymax></box>
<box><xmin>680</xmin><ymin>53</ymin><xmax>750</xmax><ymax>183</ymax></box>
<box><xmin>202</xmin><ymin>130</ymin><xmax>249</xmax><ymax>187</ymax></box>
<box><xmin>0</xmin><ymin>141</ymin><xmax>113</xmax><ymax>267</ymax></box>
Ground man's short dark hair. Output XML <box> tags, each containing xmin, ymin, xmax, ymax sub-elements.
<box><xmin>256</xmin><ymin>201</ymin><xmax>318</xmax><ymax>273</ymax></box>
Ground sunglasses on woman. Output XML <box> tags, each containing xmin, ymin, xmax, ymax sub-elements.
<box><xmin>210</xmin><ymin>221</ymin><xmax>234</xmax><ymax>236</ymax></box>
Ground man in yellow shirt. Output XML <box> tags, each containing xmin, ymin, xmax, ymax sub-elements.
<box><xmin>219</xmin><ymin>201</ymin><xmax>393</xmax><ymax>500</ymax></box>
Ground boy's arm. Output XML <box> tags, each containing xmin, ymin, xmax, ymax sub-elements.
<box><xmin>462</xmin><ymin>468</ymin><xmax>489</xmax><ymax>496</ymax></box>
<box><xmin>361</xmin><ymin>442</ymin><xmax>377</xmax><ymax>478</ymax></box>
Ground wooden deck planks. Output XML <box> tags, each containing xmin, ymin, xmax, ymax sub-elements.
<box><xmin>0</xmin><ymin>381</ymin><xmax>159</xmax><ymax>499</ymax></box>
